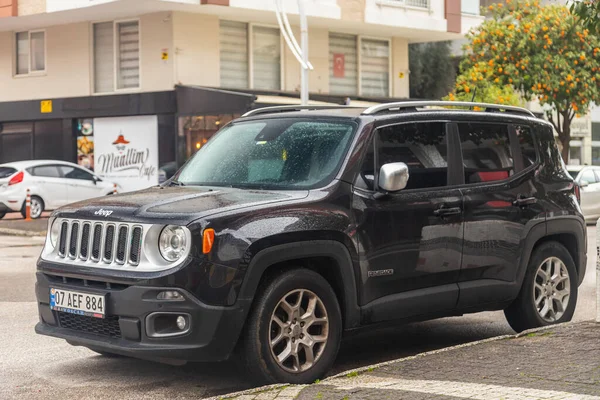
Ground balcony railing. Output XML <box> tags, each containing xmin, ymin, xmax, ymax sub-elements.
<box><xmin>380</xmin><ymin>0</ymin><xmax>430</xmax><ymax>9</ymax></box>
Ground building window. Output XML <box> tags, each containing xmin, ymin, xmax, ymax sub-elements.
<box><xmin>93</xmin><ymin>20</ymin><xmax>140</xmax><ymax>93</ymax></box>
<box><xmin>361</xmin><ymin>38</ymin><xmax>390</xmax><ymax>97</ymax></box>
<box><xmin>329</xmin><ymin>33</ymin><xmax>358</xmax><ymax>96</ymax></box>
<box><xmin>219</xmin><ymin>21</ymin><xmax>281</xmax><ymax>90</ymax></box>
<box><xmin>329</xmin><ymin>34</ymin><xmax>391</xmax><ymax>97</ymax></box>
<box><xmin>592</xmin><ymin>147</ymin><xmax>600</xmax><ymax>166</ymax></box>
<box><xmin>220</xmin><ymin>21</ymin><xmax>249</xmax><ymax>89</ymax></box>
<box><xmin>15</xmin><ymin>30</ymin><xmax>46</xmax><ymax>75</ymax></box>
<box><xmin>462</xmin><ymin>0</ymin><xmax>480</xmax><ymax>15</ymax></box>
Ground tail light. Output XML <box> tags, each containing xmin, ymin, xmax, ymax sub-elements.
<box><xmin>8</xmin><ymin>171</ymin><xmax>24</xmax><ymax>186</ymax></box>
<box><xmin>574</xmin><ymin>183</ymin><xmax>581</xmax><ymax>204</ymax></box>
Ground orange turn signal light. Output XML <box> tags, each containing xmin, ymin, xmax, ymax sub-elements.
<box><xmin>202</xmin><ymin>228</ymin><xmax>215</xmax><ymax>254</ymax></box>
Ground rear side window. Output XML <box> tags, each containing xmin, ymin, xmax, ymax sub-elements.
<box><xmin>376</xmin><ymin>122</ymin><xmax>448</xmax><ymax>190</ymax></box>
<box><xmin>458</xmin><ymin>123</ymin><xmax>513</xmax><ymax>184</ymax></box>
<box><xmin>60</xmin><ymin>166</ymin><xmax>94</xmax><ymax>181</ymax></box>
<box><xmin>516</xmin><ymin>125</ymin><xmax>537</xmax><ymax>168</ymax></box>
<box><xmin>29</xmin><ymin>165</ymin><xmax>61</xmax><ymax>178</ymax></box>
<box><xmin>0</xmin><ymin>167</ymin><xmax>16</xmax><ymax>179</ymax></box>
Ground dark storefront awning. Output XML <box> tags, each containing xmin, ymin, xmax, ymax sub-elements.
<box><xmin>176</xmin><ymin>85</ymin><xmax>256</xmax><ymax>116</ymax></box>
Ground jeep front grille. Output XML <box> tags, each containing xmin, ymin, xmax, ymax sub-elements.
<box><xmin>57</xmin><ymin>220</ymin><xmax>143</xmax><ymax>267</ymax></box>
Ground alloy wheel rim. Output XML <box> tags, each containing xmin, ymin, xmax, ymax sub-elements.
<box><xmin>533</xmin><ymin>257</ymin><xmax>570</xmax><ymax>322</ymax></box>
<box><xmin>30</xmin><ymin>199</ymin><xmax>42</xmax><ymax>218</ymax></box>
<box><xmin>269</xmin><ymin>289</ymin><xmax>329</xmax><ymax>373</ymax></box>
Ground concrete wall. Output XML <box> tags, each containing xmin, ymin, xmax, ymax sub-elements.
<box><xmin>172</xmin><ymin>12</ymin><xmax>220</xmax><ymax>87</ymax></box>
<box><xmin>0</xmin><ymin>13</ymin><xmax>174</xmax><ymax>103</ymax></box>
<box><xmin>139</xmin><ymin>12</ymin><xmax>174</xmax><ymax>92</ymax></box>
<box><xmin>338</xmin><ymin>0</ymin><xmax>365</xmax><ymax>22</ymax></box>
<box><xmin>283</xmin><ymin>26</ymin><xmax>330</xmax><ymax>94</ymax></box>
<box><xmin>17</xmin><ymin>0</ymin><xmax>45</xmax><ymax>16</ymax></box>
<box><xmin>0</xmin><ymin>22</ymin><xmax>91</xmax><ymax>102</ymax></box>
<box><xmin>392</xmin><ymin>37</ymin><xmax>409</xmax><ymax>98</ymax></box>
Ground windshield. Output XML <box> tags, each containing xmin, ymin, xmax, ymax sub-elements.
<box><xmin>0</xmin><ymin>167</ymin><xmax>16</xmax><ymax>179</ymax></box>
<box><xmin>176</xmin><ymin>118</ymin><xmax>357</xmax><ymax>190</ymax></box>
<box><xmin>566</xmin><ymin>170</ymin><xmax>580</xmax><ymax>180</ymax></box>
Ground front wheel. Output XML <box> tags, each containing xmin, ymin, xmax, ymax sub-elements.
<box><xmin>504</xmin><ymin>241</ymin><xmax>578</xmax><ymax>332</ymax></box>
<box><xmin>239</xmin><ymin>269</ymin><xmax>342</xmax><ymax>384</ymax></box>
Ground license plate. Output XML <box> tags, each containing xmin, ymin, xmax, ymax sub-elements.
<box><xmin>50</xmin><ymin>288</ymin><xmax>105</xmax><ymax>319</ymax></box>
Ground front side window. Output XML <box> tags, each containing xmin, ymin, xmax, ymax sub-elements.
<box><xmin>358</xmin><ymin>122</ymin><xmax>448</xmax><ymax>191</ymax></box>
<box><xmin>177</xmin><ymin>119</ymin><xmax>356</xmax><ymax>189</ymax></box>
<box><xmin>15</xmin><ymin>30</ymin><xmax>45</xmax><ymax>75</ymax></box>
<box><xmin>93</xmin><ymin>20</ymin><xmax>140</xmax><ymax>93</ymax></box>
<box><xmin>458</xmin><ymin>123</ymin><xmax>513</xmax><ymax>184</ymax></box>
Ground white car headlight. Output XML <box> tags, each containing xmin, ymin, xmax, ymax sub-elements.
<box><xmin>158</xmin><ymin>225</ymin><xmax>188</xmax><ymax>262</ymax></box>
<box><xmin>49</xmin><ymin>218</ymin><xmax>61</xmax><ymax>249</ymax></box>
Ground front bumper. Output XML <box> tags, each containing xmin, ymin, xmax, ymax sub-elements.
<box><xmin>34</xmin><ymin>272</ymin><xmax>250</xmax><ymax>363</ymax></box>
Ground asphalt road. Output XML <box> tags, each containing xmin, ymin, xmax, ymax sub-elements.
<box><xmin>0</xmin><ymin>228</ymin><xmax>597</xmax><ymax>399</ymax></box>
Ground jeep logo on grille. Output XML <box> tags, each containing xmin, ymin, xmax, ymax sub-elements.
<box><xmin>94</xmin><ymin>209</ymin><xmax>113</xmax><ymax>217</ymax></box>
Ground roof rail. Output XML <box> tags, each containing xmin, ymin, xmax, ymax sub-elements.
<box><xmin>362</xmin><ymin>101</ymin><xmax>535</xmax><ymax>118</ymax></box>
<box><xmin>242</xmin><ymin>105</ymin><xmax>356</xmax><ymax>117</ymax></box>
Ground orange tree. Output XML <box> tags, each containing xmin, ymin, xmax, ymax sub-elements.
<box><xmin>456</xmin><ymin>0</ymin><xmax>600</xmax><ymax>161</ymax></box>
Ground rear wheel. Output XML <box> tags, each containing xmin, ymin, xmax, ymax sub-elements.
<box><xmin>239</xmin><ymin>269</ymin><xmax>342</xmax><ymax>384</ymax></box>
<box><xmin>504</xmin><ymin>241</ymin><xmax>578</xmax><ymax>332</ymax></box>
<box><xmin>20</xmin><ymin>196</ymin><xmax>44</xmax><ymax>219</ymax></box>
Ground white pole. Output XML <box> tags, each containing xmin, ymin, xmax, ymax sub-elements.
<box><xmin>298</xmin><ymin>0</ymin><xmax>309</xmax><ymax>106</ymax></box>
<box><xmin>597</xmin><ymin>218</ymin><xmax>600</xmax><ymax>323</ymax></box>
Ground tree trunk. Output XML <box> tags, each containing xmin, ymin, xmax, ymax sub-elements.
<box><xmin>559</xmin><ymin>109</ymin><xmax>572</xmax><ymax>164</ymax></box>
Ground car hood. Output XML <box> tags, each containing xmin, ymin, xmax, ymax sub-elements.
<box><xmin>53</xmin><ymin>186</ymin><xmax>310</xmax><ymax>225</ymax></box>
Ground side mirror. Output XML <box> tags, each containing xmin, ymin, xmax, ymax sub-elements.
<box><xmin>93</xmin><ymin>176</ymin><xmax>101</xmax><ymax>185</ymax></box>
<box><xmin>580</xmin><ymin>180</ymin><xmax>589</xmax><ymax>188</ymax></box>
<box><xmin>378</xmin><ymin>162</ymin><xmax>409</xmax><ymax>192</ymax></box>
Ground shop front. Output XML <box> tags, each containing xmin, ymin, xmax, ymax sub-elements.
<box><xmin>0</xmin><ymin>86</ymin><xmax>255</xmax><ymax>191</ymax></box>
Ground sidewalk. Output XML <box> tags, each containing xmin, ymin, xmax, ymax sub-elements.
<box><xmin>0</xmin><ymin>214</ymin><xmax>49</xmax><ymax>236</ymax></box>
<box><xmin>218</xmin><ymin>322</ymin><xmax>600</xmax><ymax>400</ymax></box>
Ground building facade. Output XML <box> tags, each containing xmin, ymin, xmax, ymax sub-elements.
<box><xmin>0</xmin><ymin>0</ymin><xmax>483</xmax><ymax>188</ymax></box>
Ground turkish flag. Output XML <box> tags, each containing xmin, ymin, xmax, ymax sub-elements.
<box><xmin>333</xmin><ymin>53</ymin><xmax>345</xmax><ymax>78</ymax></box>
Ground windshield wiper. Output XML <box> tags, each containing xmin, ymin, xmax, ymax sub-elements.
<box><xmin>169</xmin><ymin>180</ymin><xmax>186</xmax><ymax>187</ymax></box>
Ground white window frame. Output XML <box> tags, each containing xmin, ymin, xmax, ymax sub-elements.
<box><xmin>330</xmin><ymin>32</ymin><xmax>392</xmax><ymax>97</ymax></box>
<box><xmin>13</xmin><ymin>29</ymin><xmax>47</xmax><ymax>77</ymax></box>
<box><xmin>91</xmin><ymin>18</ymin><xmax>142</xmax><ymax>95</ymax></box>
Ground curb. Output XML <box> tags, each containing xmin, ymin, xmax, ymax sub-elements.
<box><xmin>209</xmin><ymin>322</ymin><xmax>573</xmax><ymax>400</ymax></box>
<box><xmin>0</xmin><ymin>227</ymin><xmax>46</xmax><ymax>237</ymax></box>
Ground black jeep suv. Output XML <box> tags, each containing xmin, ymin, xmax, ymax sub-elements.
<box><xmin>35</xmin><ymin>102</ymin><xmax>586</xmax><ymax>384</ymax></box>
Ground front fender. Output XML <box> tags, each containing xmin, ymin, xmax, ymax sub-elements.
<box><xmin>236</xmin><ymin>240</ymin><xmax>361</xmax><ymax>330</ymax></box>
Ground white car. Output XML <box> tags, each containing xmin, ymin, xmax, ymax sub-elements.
<box><xmin>566</xmin><ymin>165</ymin><xmax>600</xmax><ymax>223</ymax></box>
<box><xmin>0</xmin><ymin>160</ymin><xmax>118</xmax><ymax>219</ymax></box>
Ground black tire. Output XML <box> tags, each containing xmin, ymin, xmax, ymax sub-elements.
<box><xmin>239</xmin><ymin>268</ymin><xmax>342</xmax><ymax>385</ymax></box>
<box><xmin>20</xmin><ymin>195</ymin><xmax>44</xmax><ymax>219</ymax></box>
<box><xmin>0</xmin><ymin>211</ymin><xmax>5</xmax><ymax>219</ymax></box>
<box><xmin>504</xmin><ymin>241</ymin><xmax>578</xmax><ymax>332</ymax></box>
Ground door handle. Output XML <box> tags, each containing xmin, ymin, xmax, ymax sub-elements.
<box><xmin>433</xmin><ymin>207</ymin><xmax>462</xmax><ymax>217</ymax></box>
<box><xmin>513</xmin><ymin>196</ymin><xmax>537</xmax><ymax>207</ymax></box>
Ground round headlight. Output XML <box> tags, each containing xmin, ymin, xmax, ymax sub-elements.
<box><xmin>159</xmin><ymin>225</ymin><xmax>188</xmax><ymax>262</ymax></box>
<box><xmin>49</xmin><ymin>219</ymin><xmax>61</xmax><ymax>248</ymax></box>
